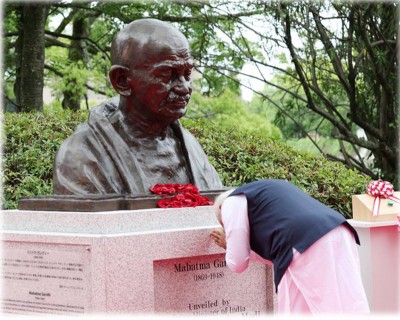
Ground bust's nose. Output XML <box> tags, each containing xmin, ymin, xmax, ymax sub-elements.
<box><xmin>173</xmin><ymin>75</ymin><xmax>192</xmax><ymax>95</ymax></box>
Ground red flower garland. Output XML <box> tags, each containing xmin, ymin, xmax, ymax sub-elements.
<box><xmin>149</xmin><ymin>183</ymin><xmax>213</xmax><ymax>208</ymax></box>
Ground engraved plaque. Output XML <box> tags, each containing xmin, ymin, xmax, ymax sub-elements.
<box><xmin>2</xmin><ymin>241</ymin><xmax>91</xmax><ymax>314</ymax></box>
<box><xmin>154</xmin><ymin>253</ymin><xmax>268</xmax><ymax>315</ymax></box>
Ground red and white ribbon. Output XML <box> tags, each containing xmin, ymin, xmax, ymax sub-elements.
<box><xmin>366</xmin><ymin>180</ymin><xmax>400</xmax><ymax>216</ymax></box>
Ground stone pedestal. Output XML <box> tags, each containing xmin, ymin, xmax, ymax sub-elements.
<box><xmin>349</xmin><ymin>219</ymin><xmax>399</xmax><ymax>313</ymax></box>
<box><xmin>1</xmin><ymin>206</ymin><xmax>276</xmax><ymax>315</ymax></box>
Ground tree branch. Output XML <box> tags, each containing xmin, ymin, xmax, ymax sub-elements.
<box><xmin>309</xmin><ymin>5</ymin><xmax>351</xmax><ymax>95</ymax></box>
<box><xmin>44</xmin><ymin>35</ymin><xmax>69</xmax><ymax>48</ymax></box>
<box><xmin>44</xmin><ymin>30</ymin><xmax>110</xmax><ymax>59</ymax></box>
<box><xmin>283</xmin><ymin>11</ymin><xmax>353</xmax><ymax>139</ymax></box>
<box><xmin>325</xmin><ymin>153</ymin><xmax>377</xmax><ymax>178</ymax></box>
<box><xmin>44</xmin><ymin>64</ymin><xmax>108</xmax><ymax>96</ymax></box>
<box><xmin>53</xmin><ymin>8</ymin><xmax>79</xmax><ymax>34</ymax></box>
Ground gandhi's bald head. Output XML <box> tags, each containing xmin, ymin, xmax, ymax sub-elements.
<box><xmin>111</xmin><ymin>19</ymin><xmax>190</xmax><ymax>68</ymax></box>
<box><xmin>108</xmin><ymin>18</ymin><xmax>193</xmax><ymax>122</ymax></box>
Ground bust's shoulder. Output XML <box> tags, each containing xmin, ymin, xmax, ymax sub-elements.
<box><xmin>62</xmin><ymin>96</ymin><xmax>120</xmax><ymax>145</ymax></box>
<box><xmin>56</xmin><ymin>99</ymin><xmax>118</xmax><ymax>154</ymax></box>
<box><xmin>90</xmin><ymin>96</ymin><xmax>120</xmax><ymax>118</ymax></box>
<box><xmin>56</xmin><ymin>122</ymin><xmax>92</xmax><ymax>157</ymax></box>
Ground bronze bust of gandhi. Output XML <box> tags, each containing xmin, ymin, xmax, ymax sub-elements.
<box><xmin>53</xmin><ymin>18</ymin><xmax>223</xmax><ymax>195</ymax></box>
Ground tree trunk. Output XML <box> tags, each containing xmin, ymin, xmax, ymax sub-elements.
<box><xmin>62</xmin><ymin>14</ymin><xmax>90</xmax><ymax>111</ymax></box>
<box><xmin>13</xmin><ymin>5</ymin><xmax>23</xmax><ymax>113</ymax></box>
<box><xmin>14</xmin><ymin>3</ymin><xmax>48</xmax><ymax>112</ymax></box>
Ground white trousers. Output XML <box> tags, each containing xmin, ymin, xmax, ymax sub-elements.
<box><xmin>277</xmin><ymin>225</ymin><xmax>370</xmax><ymax>314</ymax></box>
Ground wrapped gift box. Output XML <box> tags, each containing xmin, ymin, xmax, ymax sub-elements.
<box><xmin>352</xmin><ymin>191</ymin><xmax>400</xmax><ymax>222</ymax></box>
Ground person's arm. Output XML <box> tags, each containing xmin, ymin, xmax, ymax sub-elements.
<box><xmin>221</xmin><ymin>195</ymin><xmax>254</xmax><ymax>273</ymax></box>
<box><xmin>210</xmin><ymin>195</ymin><xmax>273</xmax><ymax>268</ymax></box>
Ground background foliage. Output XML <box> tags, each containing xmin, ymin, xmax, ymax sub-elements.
<box><xmin>4</xmin><ymin>111</ymin><xmax>370</xmax><ymax>218</ymax></box>
<box><xmin>3</xmin><ymin>0</ymin><xmax>397</xmax><ymax>187</ymax></box>
<box><xmin>187</xmin><ymin>90</ymin><xmax>282</xmax><ymax>139</ymax></box>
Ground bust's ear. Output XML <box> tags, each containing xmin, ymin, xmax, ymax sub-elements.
<box><xmin>109</xmin><ymin>65</ymin><xmax>132</xmax><ymax>96</ymax></box>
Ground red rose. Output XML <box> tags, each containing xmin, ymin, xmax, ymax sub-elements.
<box><xmin>197</xmin><ymin>194</ymin><xmax>213</xmax><ymax>206</ymax></box>
<box><xmin>149</xmin><ymin>184</ymin><xmax>164</xmax><ymax>194</ymax></box>
<box><xmin>176</xmin><ymin>184</ymin><xmax>199</xmax><ymax>194</ymax></box>
<box><xmin>173</xmin><ymin>184</ymin><xmax>184</xmax><ymax>192</ymax></box>
<box><xmin>164</xmin><ymin>184</ymin><xmax>178</xmax><ymax>194</ymax></box>
<box><xmin>174</xmin><ymin>193</ymin><xmax>185</xmax><ymax>201</ymax></box>
<box><xmin>182</xmin><ymin>192</ymin><xmax>200</xmax><ymax>207</ymax></box>
<box><xmin>150</xmin><ymin>184</ymin><xmax>177</xmax><ymax>195</ymax></box>
<box><xmin>169</xmin><ymin>200</ymin><xmax>184</xmax><ymax>208</ymax></box>
<box><xmin>157</xmin><ymin>199</ymin><xmax>171</xmax><ymax>208</ymax></box>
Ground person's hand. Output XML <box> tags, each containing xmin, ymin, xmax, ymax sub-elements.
<box><xmin>210</xmin><ymin>228</ymin><xmax>226</xmax><ymax>249</ymax></box>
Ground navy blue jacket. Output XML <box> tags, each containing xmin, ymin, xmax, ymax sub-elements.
<box><xmin>229</xmin><ymin>179</ymin><xmax>359</xmax><ymax>291</ymax></box>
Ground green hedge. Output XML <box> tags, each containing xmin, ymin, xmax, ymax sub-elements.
<box><xmin>3</xmin><ymin>110</ymin><xmax>88</xmax><ymax>209</ymax></box>
<box><xmin>3</xmin><ymin>111</ymin><xmax>370</xmax><ymax>218</ymax></box>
